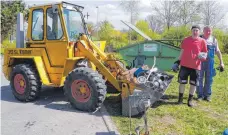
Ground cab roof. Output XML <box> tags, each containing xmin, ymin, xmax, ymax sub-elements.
<box><xmin>28</xmin><ymin>1</ymin><xmax>84</xmax><ymax>9</ymax></box>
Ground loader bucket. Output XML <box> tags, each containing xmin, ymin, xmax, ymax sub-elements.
<box><xmin>122</xmin><ymin>71</ymin><xmax>174</xmax><ymax>116</ymax></box>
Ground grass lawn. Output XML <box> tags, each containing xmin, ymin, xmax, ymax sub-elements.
<box><xmin>104</xmin><ymin>54</ymin><xmax>228</xmax><ymax>135</ymax></box>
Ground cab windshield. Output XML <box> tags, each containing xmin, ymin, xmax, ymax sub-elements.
<box><xmin>63</xmin><ymin>8</ymin><xmax>85</xmax><ymax>41</ymax></box>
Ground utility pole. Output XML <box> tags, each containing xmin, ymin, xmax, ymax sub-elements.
<box><xmin>96</xmin><ymin>6</ymin><xmax>99</xmax><ymax>39</ymax></box>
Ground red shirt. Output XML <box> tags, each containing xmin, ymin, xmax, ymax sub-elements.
<box><xmin>180</xmin><ymin>36</ymin><xmax>207</xmax><ymax>70</ymax></box>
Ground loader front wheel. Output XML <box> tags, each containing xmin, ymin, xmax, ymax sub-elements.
<box><xmin>64</xmin><ymin>67</ymin><xmax>107</xmax><ymax>112</ymax></box>
<box><xmin>10</xmin><ymin>64</ymin><xmax>41</xmax><ymax>101</ymax></box>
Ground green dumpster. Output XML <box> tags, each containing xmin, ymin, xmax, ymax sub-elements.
<box><xmin>117</xmin><ymin>40</ymin><xmax>180</xmax><ymax>71</ymax></box>
<box><xmin>117</xmin><ymin>21</ymin><xmax>181</xmax><ymax>71</ymax></box>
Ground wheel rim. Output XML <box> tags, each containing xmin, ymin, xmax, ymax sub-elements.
<box><xmin>71</xmin><ymin>80</ymin><xmax>91</xmax><ymax>103</ymax></box>
<box><xmin>14</xmin><ymin>74</ymin><xmax>26</xmax><ymax>94</ymax></box>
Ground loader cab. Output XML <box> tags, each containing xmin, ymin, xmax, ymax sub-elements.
<box><xmin>27</xmin><ymin>2</ymin><xmax>87</xmax><ymax>67</ymax></box>
<box><xmin>63</xmin><ymin>5</ymin><xmax>86</xmax><ymax>41</ymax></box>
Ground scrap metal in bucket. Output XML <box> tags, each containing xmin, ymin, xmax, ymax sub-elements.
<box><xmin>120</xmin><ymin>57</ymin><xmax>174</xmax><ymax>135</ymax></box>
<box><xmin>121</xmin><ymin>57</ymin><xmax>174</xmax><ymax>116</ymax></box>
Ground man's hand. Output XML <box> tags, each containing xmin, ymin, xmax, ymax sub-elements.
<box><xmin>172</xmin><ymin>60</ymin><xmax>180</xmax><ymax>72</ymax></box>
<box><xmin>217</xmin><ymin>65</ymin><xmax>225</xmax><ymax>72</ymax></box>
<box><xmin>219</xmin><ymin>62</ymin><xmax>225</xmax><ymax>72</ymax></box>
<box><xmin>220</xmin><ymin>62</ymin><xmax>225</xmax><ymax>69</ymax></box>
<box><xmin>198</xmin><ymin>52</ymin><xmax>207</xmax><ymax>60</ymax></box>
<box><xmin>174</xmin><ymin>60</ymin><xmax>180</xmax><ymax>65</ymax></box>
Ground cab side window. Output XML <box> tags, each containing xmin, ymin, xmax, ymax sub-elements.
<box><xmin>46</xmin><ymin>8</ymin><xmax>63</xmax><ymax>40</ymax></box>
<box><xmin>32</xmin><ymin>9</ymin><xmax>44</xmax><ymax>40</ymax></box>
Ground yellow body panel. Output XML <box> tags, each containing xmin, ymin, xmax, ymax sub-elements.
<box><xmin>60</xmin><ymin>57</ymin><xmax>84</xmax><ymax>85</ymax></box>
<box><xmin>94</xmin><ymin>41</ymin><xmax>106</xmax><ymax>52</ymax></box>
<box><xmin>49</xmin><ymin>74</ymin><xmax>62</xmax><ymax>86</ymax></box>
<box><xmin>33</xmin><ymin>57</ymin><xmax>51</xmax><ymax>85</ymax></box>
<box><xmin>2</xmin><ymin>65</ymin><xmax>11</xmax><ymax>80</ymax></box>
<box><xmin>79</xmin><ymin>36</ymin><xmax>107</xmax><ymax>60</ymax></box>
<box><xmin>3</xmin><ymin>48</ymin><xmax>65</xmax><ymax>85</ymax></box>
<box><xmin>45</xmin><ymin>41</ymin><xmax>68</xmax><ymax>67</ymax></box>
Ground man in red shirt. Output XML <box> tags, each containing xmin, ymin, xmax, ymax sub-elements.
<box><xmin>173</xmin><ymin>25</ymin><xmax>207</xmax><ymax>107</ymax></box>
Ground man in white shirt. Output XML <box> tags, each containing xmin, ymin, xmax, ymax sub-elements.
<box><xmin>197</xmin><ymin>26</ymin><xmax>225</xmax><ymax>102</ymax></box>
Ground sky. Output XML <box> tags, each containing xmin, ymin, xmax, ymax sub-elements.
<box><xmin>24</xmin><ymin>0</ymin><xmax>228</xmax><ymax>30</ymax></box>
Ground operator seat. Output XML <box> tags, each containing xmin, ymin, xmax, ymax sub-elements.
<box><xmin>47</xmin><ymin>25</ymin><xmax>56</xmax><ymax>40</ymax></box>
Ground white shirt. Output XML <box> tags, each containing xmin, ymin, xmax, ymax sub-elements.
<box><xmin>203</xmin><ymin>35</ymin><xmax>220</xmax><ymax>52</ymax></box>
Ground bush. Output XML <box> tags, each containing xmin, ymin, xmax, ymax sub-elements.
<box><xmin>213</xmin><ymin>29</ymin><xmax>228</xmax><ymax>53</ymax></box>
<box><xmin>223</xmin><ymin>33</ymin><xmax>228</xmax><ymax>53</ymax></box>
<box><xmin>162</xmin><ymin>26</ymin><xmax>191</xmax><ymax>47</ymax></box>
<box><xmin>162</xmin><ymin>26</ymin><xmax>191</xmax><ymax>40</ymax></box>
<box><xmin>111</xmin><ymin>31</ymin><xmax>128</xmax><ymax>49</ymax></box>
<box><xmin>1</xmin><ymin>39</ymin><xmax>16</xmax><ymax>54</ymax></box>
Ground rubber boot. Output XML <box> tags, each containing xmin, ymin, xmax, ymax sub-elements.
<box><xmin>204</xmin><ymin>96</ymin><xmax>211</xmax><ymax>102</ymax></box>
<box><xmin>178</xmin><ymin>93</ymin><xmax>183</xmax><ymax>104</ymax></box>
<box><xmin>188</xmin><ymin>94</ymin><xmax>194</xmax><ymax>107</ymax></box>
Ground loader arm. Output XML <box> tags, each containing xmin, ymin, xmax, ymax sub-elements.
<box><xmin>74</xmin><ymin>35</ymin><xmax>137</xmax><ymax>94</ymax></box>
<box><xmin>75</xmin><ymin>36</ymin><xmax>127</xmax><ymax>91</ymax></box>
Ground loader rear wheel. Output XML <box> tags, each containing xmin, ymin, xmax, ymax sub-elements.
<box><xmin>10</xmin><ymin>64</ymin><xmax>41</xmax><ymax>101</ymax></box>
<box><xmin>64</xmin><ymin>67</ymin><xmax>107</xmax><ymax>112</ymax></box>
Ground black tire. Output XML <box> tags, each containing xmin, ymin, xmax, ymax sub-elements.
<box><xmin>10</xmin><ymin>64</ymin><xmax>41</xmax><ymax>101</ymax></box>
<box><xmin>64</xmin><ymin>67</ymin><xmax>107</xmax><ymax>112</ymax></box>
<box><xmin>54</xmin><ymin>86</ymin><xmax>64</xmax><ymax>91</ymax></box>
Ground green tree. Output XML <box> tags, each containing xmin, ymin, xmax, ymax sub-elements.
<box><xmin>224</xmin><ymin>33</ymin><xmax>228</xmax><ymax>53</ymax></box>
<box><xmin>110</xmin><ymin>30</ymin><xmax>128</xmax><ymax>49</ymax></box>
<box><xmin>162</xmin><ymin>26</ymin><xmax>190</xmax><ymax>46</ymax></box>
<box><xmin>1</xmin><ymin>0</ymin><xmax>28</xmax><ymax>42</ymax></box>
<box><xmin>213</xmin><ymin>29</ymin><xmax>228</xmax><ymax>53</ymax></box>
<box><xmin>98</xmin><ymin>20</ymin><xmax>115</xmax><ymax>45</ymax></box>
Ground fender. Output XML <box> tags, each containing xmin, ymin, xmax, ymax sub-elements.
<box><xmin>60</xmin><ymin>57</ymin><xmax>84</xmax><ymax>86</ymax></box>
<box><xmin>6</xmin><ymin>56</ymin><xmax>51</xmax><ymax>85</ymax></box>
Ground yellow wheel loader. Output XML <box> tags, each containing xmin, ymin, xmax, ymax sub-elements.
<box><xmin>2</xmin><ymin>1</ymin><xmax>173</xmax><ymax>116</ymax></box>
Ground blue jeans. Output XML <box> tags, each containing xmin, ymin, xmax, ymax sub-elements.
<box><xmin>197</xmin><ymin>45</ymin><xmax>216</xmax><ymax>98</ymax></box>
<box><xmin>197</xmin><ymin>62</ymin><xmax>216</xmax><ymax>98</ymax></box>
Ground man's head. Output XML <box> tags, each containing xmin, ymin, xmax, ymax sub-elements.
<box><xmin>203</xmin><ymin>26</ymin><xmax>212</xmax><ymax>38</ymax></box>
<box><xmin>191</xmin><ymin>25</ymin><xmax>201</xmax><ymax>38</ymax></box>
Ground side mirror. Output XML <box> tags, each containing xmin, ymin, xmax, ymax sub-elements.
<box><xmin>52</xmin><ymin>4</ymin><xmax>58</xmax><ymax>13</ymax></box>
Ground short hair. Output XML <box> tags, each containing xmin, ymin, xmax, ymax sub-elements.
<box><xmin>191</xmin><ymin>25</ymin><xmax>201</xmax><ymax>30</ymax></box>
<box><xmin>203</xmin><ymin>26</ymin><xmax>212</xmax><ymax>30</ymax></box>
